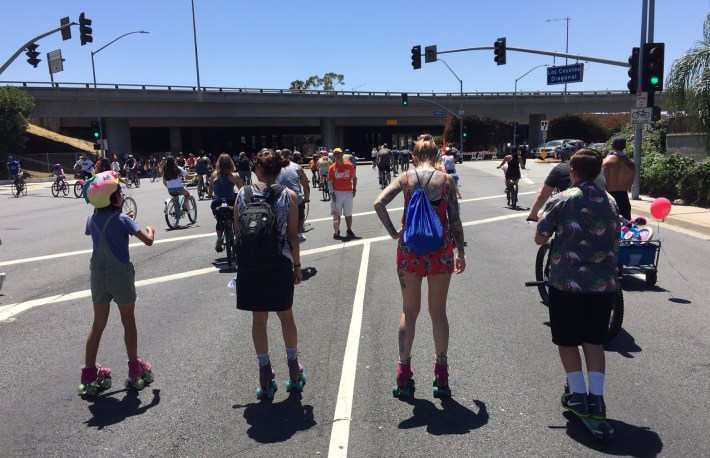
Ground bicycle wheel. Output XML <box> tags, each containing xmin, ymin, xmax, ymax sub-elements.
<box><xmin>61</xmin><ymin>181</ymin><xmax>69</xmax><ymax>196</ymax></box>
<box><xmin>165</xmin><ymin>200</ymin><xmax>179</xmax><ymax>229</ymax></box>
<box><xmin>12</xmin><ymin>181</ymin><xmax>21</xmax><ymax>197</ymax></box>
<box><xmin>51</xmin><ymin>182</ymin><xmax>60</xmax><ymax>197</ymax></box>
<box><xmin>225</xmin><ymin>221</ymin><xmax>235</xmax><ymax>267</ymax></box>
<box><xmin>74</xmin><ymin>181</ymin><xmax>84</xmax><ymax>198</ymax></box>
<box><xmin>605</xmin><ymin>289</ymin><xmax>624</xmax><ymax>342</ymax></box>
<box><xmin>134</xmin><ymin>176</ymin><xmax>140</xmax><ymax>188</ymax></box>
<box><xmin>21</xmin><ymin>181</ymin><xmax>26</xmax><ymax>196</ymax></box>
<box><xmin>187</xmin><ymin>196</ymin><xmax>197</xmax><ymax>223</ymax></box>
<box><xmin>534</xmin><ymin>241</ymin><xmax>552</xmax><ymax>306</ymax></box>
<box><xmin>150</xmin><ymin>171</ymin><xmax>159</xmax><ymax>182</ymax></box>
<box><xmin>122</xmin><ymin>196</ymin><xmax>137</xmax><ymax>220</ymax></box>
<box><xmin>511</xmin><ymin>184</ymin><xmax>518</xmax><ymax>208</ymax></box>
<box><xmin>197</xmin><ymin>181</ymin><xmax>206</xmax><ymax>200</ymax></box>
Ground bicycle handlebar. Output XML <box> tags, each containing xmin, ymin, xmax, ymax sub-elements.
<box><xmin>525</xmin><ymin>281</ymin><xmax>544</xmax><ymax>287</ymax></box>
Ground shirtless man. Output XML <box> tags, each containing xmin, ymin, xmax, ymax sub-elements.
<box><xmin>602</xmin><ymin>135</ymin><xmax>635</xmax><ymax>220</ymax></box>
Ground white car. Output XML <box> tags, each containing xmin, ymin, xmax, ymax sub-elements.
<box><xmin>532</xmin><ymin>139</ymin><xmax>583</xmax><ymax>159</ymax></box>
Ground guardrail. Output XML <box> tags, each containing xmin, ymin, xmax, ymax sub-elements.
<box><xmin>0</xmin><ymin>80</ymin><xmax>631</xmax><ymax>98</ymax></box>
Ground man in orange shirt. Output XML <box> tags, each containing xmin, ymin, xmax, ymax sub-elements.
<box><xmin>328</xmin><ymin>148</ymin><xmax>357</xmax><ymax>239</ymax></box>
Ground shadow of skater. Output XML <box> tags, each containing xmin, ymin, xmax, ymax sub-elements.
<box><xmin>235</xmin><ymin>392</ymin><xmax>316</xmax><ymax>443</ymax></box>
<box><xmin>604</xmin><ymin>328</ymin><xmax>643</xmax><ymax>358</ymax></box>
<box><xmin>561</xmin><ymin>411</ymin><xmax>663</xmax><ymax>457</ymax></box>
<box><xmin>84</xmin><ymin>389</ymin><xmax>161</xmax><ymax>430</ymax></box>
<box><xmin>398</xmin><ymin>398</ymin><xmax>488</xmax><ymax>435</ymax></box>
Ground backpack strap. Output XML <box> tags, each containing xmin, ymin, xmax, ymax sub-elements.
<box><xmin>265</xmin><ymin>184</ymin><xmax>286</xmax><ymax>205</ymax></box>
<box><xmin>244</xmin><ymin>184</ymin><xmax>255</xmax><ymax>203</ymax></box>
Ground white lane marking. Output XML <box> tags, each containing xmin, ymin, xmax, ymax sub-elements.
<box><xmin>328</xmin><ymin>243</ymin><xmax>370</xmax><ymax>458</ymax></box>
<box><xmin>0</xmin><ymin>213</ymin><xmax>529</xmax><ymax>322</ymax></box>
<box><xmin>0</xmin><ymin>192</ymin><xmax>535</xmax><ymax>267</ymax></box>
<box><xmin>521</xmin><ymin>174</ymin><xmax>535</xmax><ymax>185</ymax></box>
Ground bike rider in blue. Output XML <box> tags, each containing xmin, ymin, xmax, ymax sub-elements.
<box><xmin>6</xmin><ymin>156</ymin><xmax>21</xmax><ymax>182</ymax></box>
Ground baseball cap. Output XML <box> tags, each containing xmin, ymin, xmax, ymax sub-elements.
<box><xmin>333</xmin><ymin>148</ymin><xmax>344</xmax><ymax>154</ymax></box>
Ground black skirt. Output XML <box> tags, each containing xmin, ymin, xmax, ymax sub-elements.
<box><xmin>236</xmin><ymin>255</ymin><xmax>294</xmax><ymax>312</ymax></box>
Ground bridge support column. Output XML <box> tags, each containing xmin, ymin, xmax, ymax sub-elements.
<box><xmin>320</xmin><ymin>117</ymin><xmax>336</xmax><ymax>149</ymax></box>
<box><xmin>528</xmin><ymin>114</ymin><xmax>547</xmax><ymax>148</ymax></box>
<box><xmin>105</xmin><ymin>118</ymin><xmax>132</xmax><ymax>159</ymax></box>
<box><xmin>169</xmin><ymin>127</ymin><xmax>183</xmax><ymax>154</ymax></box>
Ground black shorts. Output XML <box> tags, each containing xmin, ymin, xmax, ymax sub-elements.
<box><xmin>610</xmin><ymin>191</ymin><xmax>631</xmax><ymax>221</ymax></box>
<box><xmin>298</xmin><ymin>202</ymin><xmax>305</xmax><ymax>221</ymax></box>
<box><xmin>236</xmin><ymin>255</ymin><xmax>294</xmax><ymax>312</ymax></box>
<box><xmin>548</xmin><ymin>287</ymin><xmax>614</xmax><ymax>346</ymax></box>
<box><xmin>378</xmin><ymin>165</ymin><xmax>391</xmax><ymax>173</ymax></box>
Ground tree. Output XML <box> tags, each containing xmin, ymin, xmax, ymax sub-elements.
<box><xmin>547</xmin><ymin>114</ymin><xmax>607</xmax><ymax>143</ymax></box>
<box><xmin>0</xmin><ymin>86</ymin><xmax>35</xmax><ymax>154</ymax></box>
<box><xmin>666</xmin><ymin>12</ymin><xmax>710</xmax><ymax>149</ymax></box>
<box><xmin>290</xmin><ymin>73</ymin><xmax>345</xmax><ymax>91</ymax></box>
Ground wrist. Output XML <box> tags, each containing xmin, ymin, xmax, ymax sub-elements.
<box><xmin>293</xmin><ymin>263</ymin><xmax>301</xmax><ymax>267</ymax></box>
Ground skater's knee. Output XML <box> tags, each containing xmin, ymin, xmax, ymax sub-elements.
<box><xmin>252</xmin><ymin>311</ymin><xmax>269</xmax><ymax>327</ymax></box>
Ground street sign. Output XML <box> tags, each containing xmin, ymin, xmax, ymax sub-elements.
<box><xmin>636</xmin><ymin>91</ymin><xmax>648</xmax><ymax>108</ymax></box>
<box><xmin>546</xmin><ymin>63</ymin><xmax>584</xmax><ymax>85</ymax></box>
<box><xmin>424</xmin><ymin>45</ymin><xmax>437</xmax><ymax>63</ymax></box>
<box><xmin>434</xmin><ymin>110</ymin><xmax>447</xmax><ymax>116</ymax></box>
<box><xmin>540</xmin><ymin>120</ymin><xmax>548</xmax><ymax>131</ymax></box>
<box><xmin>630</xmin><ymin>107</ymin><xmax>653</xmax><ymax>124</ymax></box>
<box><xmin>48</xmin><ymin>49</ymin><xmax>63</xmax><ymax>74</ymax></box>
<box><xmin>386</xmin><ymin>119</ymin><xmax>398</xmax><ymax>125</ymax></box>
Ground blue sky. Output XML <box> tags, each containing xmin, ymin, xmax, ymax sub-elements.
<box><xmin>0</xmin><ymin>1</ymin><xmax>708</xmax><ymax>94</ymax></box>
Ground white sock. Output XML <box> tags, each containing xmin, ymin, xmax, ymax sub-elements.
<box><xmin>566</xmin><ymin>371</ymin><xmax>587</xmax><ymax>394</ymax></box>
<box><xmin>256</xmin><ymin>353</ymin><xmax>270</xmax><ymax>367</ymax></box>
<box><xmin>588</xmin><ymin>371</ymin><xmax>605</xmax><ymax>396</ymax></box>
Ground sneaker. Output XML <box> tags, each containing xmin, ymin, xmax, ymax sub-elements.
<box><xmin>587</xmin><ymin>394</ymin><xmax>607</xmax><ymax>420</ymax></box>
<box><xmin>333</xmin><ymin>231</ymin><xmax>340</xmax><ymax>240</ymax></box>
<box><xmin>298</xmin><ymin>233</ymin><xmax>307</xmax><ymax>243</ymax></box>
<box><xmin>215</xmin><ymin>238</ymin><xmax>224</xmax><ymax>253</ymax></box>
<box><xmin>561</xmin><ymin>392</ymin><xmax>590</xmax><ymax>418</ymax></box>
<box><xmin>346</xmin><ymin>229</ymin><xmax>356</xmax><ymax>238</ymax></box>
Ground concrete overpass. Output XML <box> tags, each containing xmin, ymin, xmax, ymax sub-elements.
<box><xmin>3</xmin><ymin>81</ymin><xmax>662</xmax><ymax>156</ymax></box>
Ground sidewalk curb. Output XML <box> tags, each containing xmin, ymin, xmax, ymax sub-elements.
<box><xmin>630</xmin><ymin>196</ymin><xmax>710</xmax><ymax>238</ymax></box>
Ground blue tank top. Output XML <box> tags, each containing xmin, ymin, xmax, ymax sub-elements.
<box><xmin>213</xmin><ymin>174</ymin><xmax>235</xmax><ymax>199</ymax></box>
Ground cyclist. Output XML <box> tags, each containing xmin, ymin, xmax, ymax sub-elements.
<box><xmin>496</xmin><ymin>145</ymin><xmax>522</xmax><ymax>197</ymax></box>
<box><xmin>236</xmin><ymin>151</ymin><xmax>252</xmax><ymax>185</ymax></box>
<box><xmin>376</xmin><ymin>144</ymin><xmax>392</xmax><ymax>187</ymax></box>
<box><xmin>343</xmin><ymin>148</ymin><xmax>358</xmax><ymax>168</ymax></box>
<box><xmin>162</xmin><ymin>155</ymin><xmax>193</xmax><ymax>212</ymax></box>
<box><xmin>195</xmin><ymin>152</ymin><xmax>212</xmax><ymax>191</ymax></box>
<box><xmin>110</xmin><ymin>158</ymin><xmax>121</xmax><ymax>173</ymax></box>
<box><xmin>124</xmin><ymin>155</ymin><xmax>138</xmax><ymax>183</ymax></box>
<box><xmin>185</xmin><ymin>152</ymin><xmax>198</xmax><ymax>170</ymax></box>
<box><xmin>207</xmin><ymin>153</ymin><xmax>243</xmax><ymax>252</ymax></box>
<box><xmin>75</xmin><ymin>155</ymin><xmax>95</xmax><ymax>179</ymax></box>
<box><xmin>6</xmin><ymin>156</ymin><xmax>22</xmax><ymax>184</ymax></box>
<box><xmin>371</xmin><ymin>147</ymin><xmax>378</xmax><ymax>169</ymax></box>
<box><xmin>441</xmin><ymin>147</ymin><xmax>462</xmax><ymax>199</ymax></box>
<box><xmin>147</xmin><ymin>155</ymin><xmax>158</xmax><ymax>178</ymax></box>
<box><xmin>392</xmin><ymin>148</ymin><xmax>400</xmax><ymax>176</ymax></box>
<box><xmin>52</xmin><ymin>163</ymin><xmax>65</xmax><ymax>183</ymax></box>
<box><xmin>308</xmin><ymin>154</ymin><xmax>319</xmax><ymax>187</ymax></box>
<box><xmin>316</xmin><ymin>150</ymin><xmax>332</xmax><ymax>189</ymax></box>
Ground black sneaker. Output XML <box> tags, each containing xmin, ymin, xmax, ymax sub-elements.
<box><xmin>346</xmin><ymin>229</ymin><xmax>356</xmax><ymax>238</ymax></box>
<box><xmin>587</xmin><ymin>394</ymin><xmax>607</xmax><ymax>420</ymax></box>
<box><xmin>333</xmin><ymin>231</ymin><xmax>340</xmax><ymax>240</ymax></box>
<box><xmin>561</xmin><ymin>392</ymin><xmax>590</xmax><ymax>418</ymax></box>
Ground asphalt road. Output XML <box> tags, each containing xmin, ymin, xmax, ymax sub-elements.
<box><xmin>1</xmin><ymin>161</ymin><xmax>709</xmax><ymax>457</ymax></box>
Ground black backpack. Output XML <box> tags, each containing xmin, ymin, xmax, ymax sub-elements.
<box><xmin>237</xmin><ymin>184</ymin><xmax>286</xmax><ymax>272</ymax></box>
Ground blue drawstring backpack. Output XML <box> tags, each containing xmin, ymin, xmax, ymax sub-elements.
<box><xmin>403</xmin><ymin>170</ymin><xmax>444</xmax><ymax>255</ymax></box>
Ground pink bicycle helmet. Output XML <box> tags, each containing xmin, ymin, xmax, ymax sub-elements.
<box><xmin>84</xmin><ymin>171</ymin><xmax>121</xmax><ymax>208</ymax></box>
<box><xmin>54</xmin><ymin>163</ymin><xmax>61</xmax><ymax>170</ymax></box>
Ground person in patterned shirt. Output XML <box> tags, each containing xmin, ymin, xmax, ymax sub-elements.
<box><xmin>534</xmin><ymin>148</ymin><xmax>620</xmax><ymax>422</ymax></box>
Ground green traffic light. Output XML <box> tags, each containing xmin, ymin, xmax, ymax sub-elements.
<box><xmin>650</xmin><ymin>76</ymin><xmax>659</xmax><ymax>86</ymax></box>
<box><xmin>463</xmin><ymin>132</ymin><xmax>467</xmax><ymax>137</ymax></box>
<box><xmin>402</xmin><ymin>101</ymin><xmax>407</xmax><ymax>106</ymax></box>
<box><xmin>93</xmin><ymin>132</ymin><xmax>99</xmax><ymax>138</ymax></box>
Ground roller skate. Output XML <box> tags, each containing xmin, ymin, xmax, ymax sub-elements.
<box><xmin>78</xmin><ymin>364</ymin><xmax>112</xmax><ymax>396</ymax></box>
<box><xmin>125</xmin><ymin>357</ymin><xmax>154</xmax><ymax>391</ymax></box>
<box><xmin>392</xmin><ymin>361</ymin><xmax>415</xmax><ymax>398</ymax></box>
<box><xmin>432</xmin><ymin>363</ymin><xmax>451</xmax><ymax>398</ymax></box>
<box><xmin>285</xmin><ymin>358</ymin><xmax>307</xmax><ymax>393</ymax></box>
<box><xmin>256</xmin><ymin>361</ymin><xmax>278</xmax><ymax>399</ymax></box>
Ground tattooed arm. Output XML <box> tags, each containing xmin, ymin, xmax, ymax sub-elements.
<box><xmin>374</xmin><ymin>175</ymin><xmax>405</xmax><ymax>239</ymax></box>
<box><xmin>445</xmin><ymin>174</ymin><xmax>466</xmax><ymax>274</ymax></box>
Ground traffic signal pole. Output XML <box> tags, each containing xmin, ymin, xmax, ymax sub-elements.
<box><xmin>632</xmin><ymin>0</ymin><xmax>651</xmax><ymax>200</ymax></box>
<box><xmin>0</xmin><ymin>22</ymin><xmax>75</xmax><ymax>75</ymax></box>
<box><xmin>433</xmin><ymin>46</ymin><xmax>628</xmax><ymax>68</ymax></box>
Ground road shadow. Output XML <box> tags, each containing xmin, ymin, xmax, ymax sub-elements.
<box><xmin>618</xmin><ymin>275</ymin><xmax>667</xmax><ymax>293</ymax></box>
<box><xmin>668</xmin><ymin>297</ymin><xmax>692</xmax><ymax>304</ymax></box>
<box><xmin>398</xmin><ymin>397</ymin><xmax>489</xmax><ymax>435</ymax></box>
<box><xmin>604</xmin><ymin>328</ymin><xmax>642</xmax><ymax>358</ymax></box>
<box><xmin>83</xmin><ymin>388</ymin><xmax>161</xmax><ymax>430</ymax></box>
<box><xmin>300</xmin><ymin>266</ymin><xmax>317</xmax><ymax>281</ymax></box>
<box><xmin>558</xmin><ymin>411</ymin><xmax>663</xmax><ymax>457</ymax></box>
<box><xmin>234</xmin><ymin>391</ymin><xmax>316</xmax><ymax>443</ymax></box>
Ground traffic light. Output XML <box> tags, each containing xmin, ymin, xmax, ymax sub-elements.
<box><xmin>627</xmin><ymin>47</ymin><xmax>639</xmax><ymax>94</ymax></box>
<box><xmin>60</xmin><ymin>16</ymin><xmax>72</xmax><ymax>41</ymax></box>
<box><xmin>90</xmin><ymin>121</ymin><xmax>100</xmax><ymax>140</ymax></box>
<box><xmin>25</xmin><ymin>43</ymin><xmax>41</xmax><ymax>67</ymax></box>
<box><xmin>642</xmin><ymin>42</ymin><xmax>665</xmax><ymax>92</ymax></box>
<box><xmin>411</xmin><ymin>45</ymin><xmax>421</xmax><ymax>70</ymax></box>
<box><xmin>401</xmin><ymin>93</ymin><xmax>409</xmax><ymax>106</ymax></box>
<box><xmin>79</xmin><ymin>12</ymin><xmax>93</xmax><ymax>46</ymax></box>
<box><xmin>462</xmin><ymin>126</ymin><xmax>468</xmax><ymax>144</ymax></box>
<box><xmin>494</xmin><ymin>37</ymin><xmax>506</xmax><ymax>65</ymax></box>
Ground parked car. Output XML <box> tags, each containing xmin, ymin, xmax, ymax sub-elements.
<box><xmin>531</xmin><ymin>139</ymin><xmax>583</xmax><ymax>159</ymax></box>
<box><xmin>588</xmin><ymin>142</ymin><xmax>607</xmax><ymax>150</ymax></box>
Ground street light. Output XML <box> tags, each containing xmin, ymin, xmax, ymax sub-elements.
<box><xmin>546</xmin><ymin>16</ymin><xmax>571</xmax><ymax>93</ymax></box>
<box><xmin>91</xmin><ymin>30</ymin><xmax>149</xmax><ymax>157</ymax></box>
<box><xmin>436</xmin><ymin>58</ymin><xmax>464</xmax><ymax>154</ymax></box>
<box><xmin>513</xmin><ymin>64</ymin><xmax>549</xmax><ymax>145</ymax></box>
<box><xmin>351</xmin><ymin>83</ymin><xmax>366</xmax><ymax>92</ymax></box>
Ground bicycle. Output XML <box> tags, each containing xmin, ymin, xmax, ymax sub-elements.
<box><xmin>506</xmin><ymin>179</ymin><xmax>519</xmax><ymax>209</ymax></box>
<box><xmin>122</xmin><ymin>196</ymin><xmax>138</xmax><ymax>220</ymax></box>
<box><xmin>74</xmin><ymin>175</ymin><xmax>86</xmax><ymax>198</ymax></box>
<box><xmin>149</xmin><ymin>167</ymin><xmax>160</xmax><ymax>182</ymax></box>
<box><xmin>11</xmin><ymin>173</ymin><xmax>27</xmax><ymax>197</ymax></box>
<box><xmin>125</xmin><ymin>170</ymin><xmax>140</xmax><ymax>188</ymax></box>
<box><xmin>526</xmin><ymin>237</ymin><xmax>624</xmax><ymax>342</ymax></box>
<box><xmin>311</xmin><ymin>171</ymin><xmax>319</xmax><ymax>190</ymax></box>
<box><xmin>378</xmin><ymin>168</ymin><xmax>391</xmax><ymax>190</ymax></box>
<box><xmin>321</xmin><ymin>175</ymin><xmax>330</xmax><ymax>201</ymax></box>
<box><xmin>214</xmin><ymin>198</ymin><xmax>236</xmax><ymax>267</ymax></box>
<box><xmin>164</xmin><ymin>193</ymin><xmax>197</xmax><ymax>229</ymax></box>
<box><xmin>51</xmin><ymin>178</ymin><xmax>70</xmax><ymax>197</ymax></box>
<box><xmin>197</xmin><ymin>175</ymin><xmax>209</xmax><ymax>200</ymax></box>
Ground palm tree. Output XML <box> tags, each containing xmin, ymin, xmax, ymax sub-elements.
<box><xmin>666</xmin><ymin>12</ymin><xmax>710</xmax><ymax>148</ymax></box>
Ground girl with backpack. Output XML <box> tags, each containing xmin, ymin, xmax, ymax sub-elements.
<box><xmin>234</xmin><ymin>149</ymin><xmax>305</xmax><ymax>398</ymax></box>
<box><xmin>373</xmin><ymin>134</ymin><xmax>466</xmax><ymax>398</ymax></box>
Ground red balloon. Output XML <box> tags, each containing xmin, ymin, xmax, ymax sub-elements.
<box><xmin>650</xmin><ymin>197</ymin><xmax>672</xmax><ymax>220</ymax></box>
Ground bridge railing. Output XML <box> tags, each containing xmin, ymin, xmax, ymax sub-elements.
<box><xmin>0</xmin><ymin>80</ymin><xmax>630</xmax><ymax>98</ymax></box>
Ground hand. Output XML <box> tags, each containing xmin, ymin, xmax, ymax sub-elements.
<box><xmin>394</xmin><ymin>226</ymin><xmax>404</xmax><ymax>239</ymax></box>
<box><xmin>352</xmin><ymin>190</ymin><xmax>356</xmax><ymax>197</ymax></box>
<box><xmin>526</xmin><ymin>215</ymin><xmax>538</xmax><ymax>222</ymax></box>
<box><xmin>455</xmin><ymin>255</ymin><xmax>466</xmax><ymax>274</ymax></box>
<box><xmin>293</xmin><ymin>266</ymin><xmax>302</xmax><ymax>285</ymax></box>
<box><xmin>145</xmin><ymin>226</ymin><xmax>155</xmax><ymax>237</ymax></box>
<box><xmin>304</xmin><ymin>199</ymin><xmax>310</xmax><ymax>203</ymax></box>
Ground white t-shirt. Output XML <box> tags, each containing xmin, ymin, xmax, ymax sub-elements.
<box><xmin>440</xmin><ymin>154</ymin><xmax>455</xmax><ymax>172</ymax></box>
<box><xmin>111</xmin><ymin>161</ymin><xmax>121</xmax><ymax>172</ymax></box>
<box><xmin>165</xmin><ymin>166</ymin><xmax>188</xmax><ymax>188</ymax></box>
<box><xmin>76</xmin><ymin>159</ymin><xmax>94</xmax><ymax>171</ymax></box>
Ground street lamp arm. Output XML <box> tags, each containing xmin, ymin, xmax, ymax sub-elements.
<box><xmin>93</xmin><ymin>30</ymin><xmax>149</xmax><ymax>56</ymax></box>
<box><xmin>516</xmin><ymin>64</ymin><xmax>549</xmax><ymax>84</ymax></box>
<box><xmin>436</xmin><ymin>58</ymin><xmax>462</xmax><ymax>85</ymax></box>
